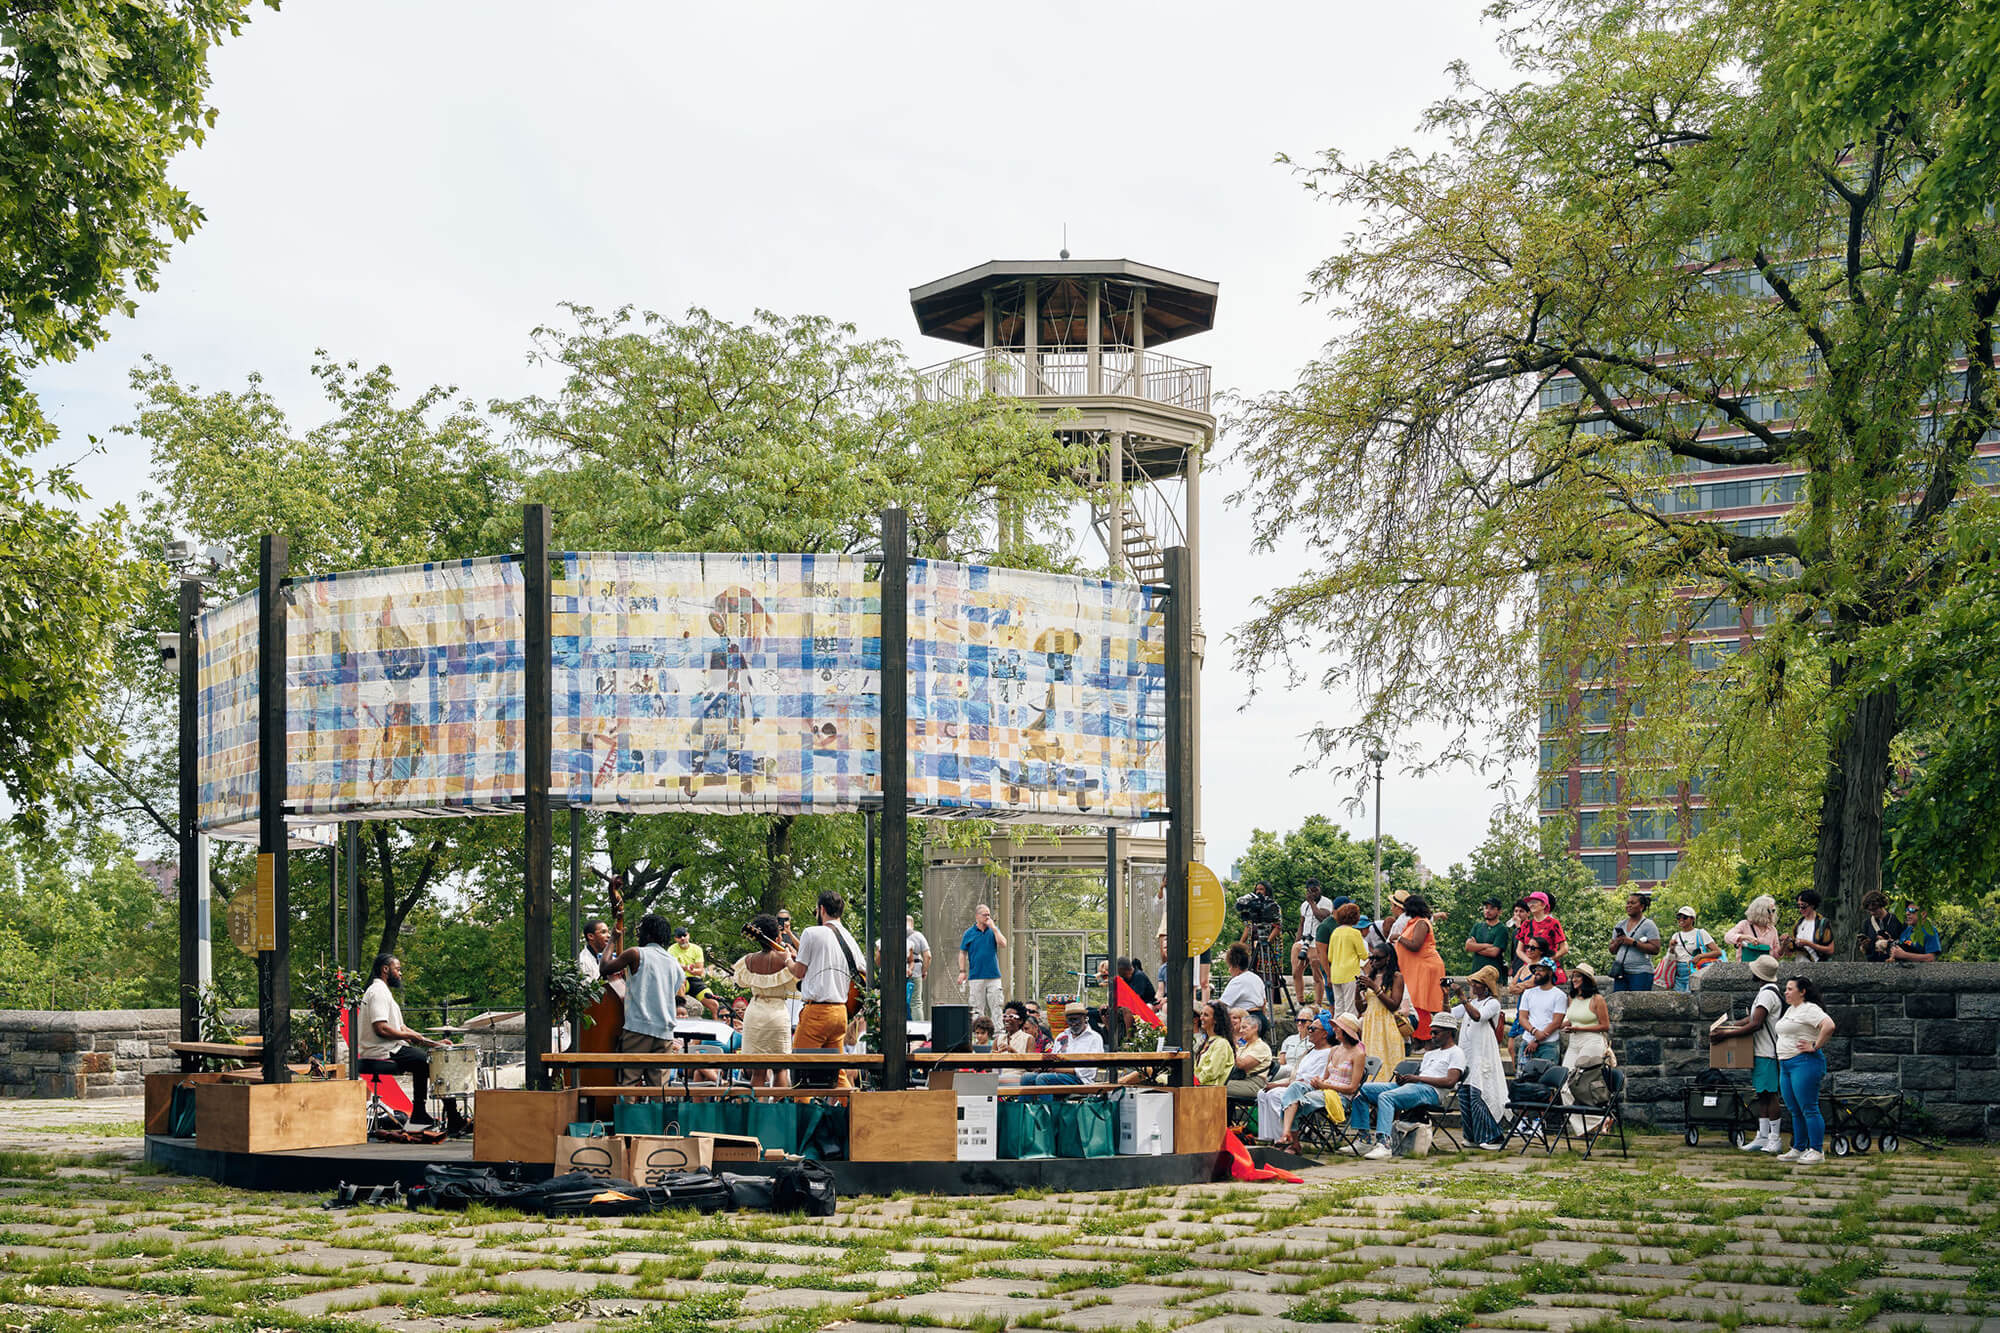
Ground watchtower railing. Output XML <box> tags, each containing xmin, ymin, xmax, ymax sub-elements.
<box><xmin>917</xmin><ymin>347</ymin><xmax>1212</xmax><ymax>414</ymax></box>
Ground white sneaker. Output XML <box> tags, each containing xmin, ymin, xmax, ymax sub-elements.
<box><xmin>1477</xmin><ymin>1141</ymin><xmax>1504</xmax><ymax>1151</ymax></box>
<box><xmin>1796</xmin><ymin>1149</ymin><xmax>1824</xmax><ymax>1165</ymax></box>
<box><xmin>1758</xmin><ymin>1139</ymin><xmax>1782</xmax><ymax>1153</ymax></box>
<box><xmin>1363</xmin><ymin>1142</ymin><xmax>1393</xmax><ymax>1161</ymax></box>
<box><xmin>1775</xmin><ymin>1147</ymin><xmax>1802</xmax><ymax>1162</ymax></box>
<box><xmin>1739</xmin><ymin>1133</ymin><xmax>1770</xmax><ymax>1151</ymax></box>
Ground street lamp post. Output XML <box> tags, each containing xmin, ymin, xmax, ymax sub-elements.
<box><xmin>1366</xmin><ymin>742</ymin><xmax>1389</xmax><ymax>921</ymax></box>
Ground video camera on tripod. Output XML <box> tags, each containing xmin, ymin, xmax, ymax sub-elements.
<box><xmin>1235</xmin><ymin>891</ymin><xmax>1283</xmax><ymax>929</ymax></box>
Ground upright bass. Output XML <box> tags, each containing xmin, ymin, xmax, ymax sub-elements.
<box><xmin>576</xmin><ymin>873</ymin><xmax>626</xmax><ymax>1086</ymax></box>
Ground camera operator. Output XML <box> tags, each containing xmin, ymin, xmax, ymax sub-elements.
<box><xmin>1236</xmin><ymin>881</ymin><xmax>1283</xmax><ymax>949</ymax></box>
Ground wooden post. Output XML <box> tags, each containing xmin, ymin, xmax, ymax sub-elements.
<box><xmin>1023</xmin><ymin>280</ymin><xmax>1039</xmax><ymax>395</ymax></box>
<box><xmin>879</xmin><ymin>508</ymin><xmax>909</xmax><ymax>1091</ymax></box>
<box><xmin>1163</xmin><ymin>547</ymin><xmax>1194</xmax><ymax>1076</ymax></box>
<box><xmin>863</xmin><ymin>810</ymin><xmax>877</xmax><ymax>967</ymax></box>
<box><xmin>523</xmin><ymin>504</ymin><xmax>555</xmax><ymax>1090</ymax></box>
<box><xmin>1105</xmin><ymin>825</ymin><xmax>1120</xmax><ymax>1046</ymax></box>
<box><xmin>177</xmin><ymin>579</ymin><xmax>201</xmax><ymax>1055</ymax></box>
<box><xmin>256</xmin><ymin>535</ymin><xmax>292</xmax><ymax>1086</ymax></box>
<box><xmin>345</xmin><ymin>820</ymin><xmax>361</xmax><ymax>1080</ymax></box>
<box><xmin>1086</xmin><ymin>278</ymin><xmax>1103</xmax><ymax>394</ymax></box>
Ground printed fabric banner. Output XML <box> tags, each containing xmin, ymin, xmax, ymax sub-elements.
<box><xmin>196</xmin><ymin>591</ymin><xmax>261</xmax><ymax>833</ymax></box>
<box><xmin>908</xmin><ymin>560</ymin><xmax>1167</xmax><ymax>824</ymax></box>
<box><xmin>553</xmin><ymin>552</ymin><xmax>880</xmax><ymax>810</ymax></box>
<box><xmin>285</xmin><ymin>556</ymin><xmax>528</xmax><ymax>820</ymax></box>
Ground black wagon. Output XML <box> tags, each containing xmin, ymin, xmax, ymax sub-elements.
<box><xmin>1682</xmin><ymin>1069</ymin><xmax>1757</xmax><ymax>1147</ymax></box>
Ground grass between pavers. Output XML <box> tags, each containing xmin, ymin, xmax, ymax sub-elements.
<box><xmin>1</xmin><ymin>1133</ymin><xmax>1999</xmax><ymax>1333</ymax></box>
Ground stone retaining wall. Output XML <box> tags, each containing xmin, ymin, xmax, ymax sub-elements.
<box><xmin>1607</xmin><ymin>961</ymin><xmax>2000</xmax><ymax>1139</ymax></box>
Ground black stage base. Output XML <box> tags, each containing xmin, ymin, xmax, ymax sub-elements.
<box><xmin>142</xmin><ymin>1136</ymin><xmax>1228</xmax><ymax>1196</ymax></box>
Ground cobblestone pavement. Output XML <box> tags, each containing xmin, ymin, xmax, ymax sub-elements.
<box><xmin>2</xmin><ymin>1097</ymin><xmax>1996</xmax><ymax>1332</ymax></box>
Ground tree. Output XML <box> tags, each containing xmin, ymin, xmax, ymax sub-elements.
<box><xmin>1232</xmin><ymin>0</ymin><xmax>2000</xmax><ymax>954</ymax></box>
<box><xmin>1428</xmin><ymin>814</ymin><xmax>1599</xmax><ymax>976</ymax></box>
<box><xmin>0</xmin><ymin>0</ymin><xmax>272</xmax><ymax>818</ymax></box>
<box><xmin>1225</xmin><ymin>815</ymin><xmax>1426</xmax><ymax>961</ymax></box>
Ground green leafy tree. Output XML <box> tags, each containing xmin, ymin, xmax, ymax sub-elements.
<box><xmin>1232</xmin><ymin>0</ymin><xmax>2000</xmax><ymax>953</ymax></box>
<box><xmin>1224</xmin><ymin>816</ymin><xmax>1426</xmax><ymax>963</ymax></box>
<box><xmin>1428</xmin><ymin>813</ymin><xmax>1599</xmax><ymax>976</ymax></box>
<box><xmin>0</xmin><ymin>823</ymin><xmax>179</xmax><ymax>1009</ymax></box>
<box><xmin>0</xmin><ymin>0</ymin><xmax>272</xmax><ymax>819</ymax></box>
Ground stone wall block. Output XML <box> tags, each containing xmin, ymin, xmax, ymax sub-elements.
<box><xmin>1953</xmin><ymin>1069</ymin><xmax>2000</xmax><ymax>1102</ymax></box>
<box><xmin>1904</xmin><ymin>994</ymin><xmax>1957</xmax><ymax>1019</ymax></box>
<box><xmin>76</xmin><ymin>1051</ymin><xmax>114</xmax><ymax>1074</ymax></box>
<box><xmin>1852</xmin><ymin>1036</ymin><xmax>1914</xmax><ymax>1056</ymax></box>
<box><xmin>1823</xmin><ymin>1071</ymin><xmax>1900</xmax><ymax>1097</ymax></box>
<box><xmin>32</xmin><ymin>1072</ymin><xmax>83</xmax><ymax>1098</ymax></box>
<box><xmin>1823</xmin><ymin>1006</ymin><xmax>1875</xmax><ymax>1037</ymax></box>
<box><xmin>24</xmin><ymin>1032</ymin><xmax>79</xmax><ymax>1053</ymax></box>
<box><xmin>1898</xmin><ymin>1055</ymin><xmax>1958</xmax><ymax>1090</ymax></box>
<box><xmin>1959</xmin><ymin>994</ymin><xmax>2000</xmax><ymax>1020</ymax></box>
<box><xmin>1850</xmin><ymin>1053</ymin><xmax>1901</xmax><ymax>1073</ymax></box>
<box><xmin>1914</xmin><ymin>1019</ymin><xmax>1999</xmax><ymax>1056</ymax></box>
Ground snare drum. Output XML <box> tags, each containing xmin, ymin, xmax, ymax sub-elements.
<box><xmin>428</xmin><ymin>1047</ymin><xmax>478</xmax><ymax>1097</ymax></box>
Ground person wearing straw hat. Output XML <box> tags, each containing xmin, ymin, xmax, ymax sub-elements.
<box><xmin>1021</xmin><ymin>1001</ymin><xmax>1105</xmax><ymax>1087</ymax></box>
<box><xmin>1270</xmin><ymin>1010</ymin><xmax>1368</xmax><ymax>1151</ymax></box>
<box><xmin>1357</xmin><ymin>1009</ymin><xmax>1464</xmax><ymax>1160</ymax></box>
<box><xmin>1709</xmin><ymin>953</ymin><xmax>1786</xmax><ymax>1151</ymax></box>
<box><xmin>1448</xmin><ymin>966</ymin><xmax>1510</xmax><ymax>1149</ymax></box>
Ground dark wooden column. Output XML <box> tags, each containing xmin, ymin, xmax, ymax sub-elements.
<box><xmin>523</xmin><ymin>504</ymin><xmax>555</xmax><ymax>1090</ymax></box>
<box><xmin>1105</xmin><ymin>826</ymin><xmax>1121</xmax><ymax>1045</ymax></box>
<box><xmin>177</xmin><ymin>579</ymin><xmax>202</xmax><ymax>1053</ymax></box>
<box><xmin>345</xmin><ymin>820</ymin><xmax>362</xmax><ymax>1080</ymax></box>
<box><xmin>878</xmin><ymin>508</ymin><xmax>909</xmax><ymax>1090</ymax></box>
<box><xmin>256</xmin><ymin>535</ymin><xmax>292</xmax><ymax>1086</ymax></box>
<box><xmin>1163</xmin><ymin>547</ymin><xmax>1194</xmax><ymax>1077</ymax></box>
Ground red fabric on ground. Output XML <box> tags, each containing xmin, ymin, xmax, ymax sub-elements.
<box><xmin>1222</xmin><ymin>1128</ymin><xmax>1303</xmax><ymax>1183</ymax></box>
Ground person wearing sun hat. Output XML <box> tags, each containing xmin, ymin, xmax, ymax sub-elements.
<box><xmin>1258</xmin><ymin>1008</ymin><xmax>1365</xmax><ymax>1148</ymax></box>
<box><xmin>1710</xmin><ymin>953</ymin><xmax>1786</xmax><ymax>1150</ymax></box>
<box><xmin>1448</xmin><ymin>966</ymin><xmax>1510</xmax><ymax>1149</ymax></box>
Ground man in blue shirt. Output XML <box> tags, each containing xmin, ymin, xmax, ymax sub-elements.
<box><xmin>958</xmin><ymin>903</ymin><xmax>1007</xmax><ymax>1032</ymax></box>
<box><xmin>1892</xmin><ymin>903</ymin><xmax>1942</xmax><ymax>961</ymax></box>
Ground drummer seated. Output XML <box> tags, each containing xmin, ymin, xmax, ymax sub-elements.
<box><xmin>358</xmin><ymin>954</ymin><xmax>452</xmax><ymax>1124</ymax></box>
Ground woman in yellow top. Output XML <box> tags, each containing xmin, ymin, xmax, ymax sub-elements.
<box><xmin>1194</xmin><ymin>1000</ymin><xmax>1236</xmax><ymax>1086</ymax></box>
<box><xmin>1316</xmin><ymin>901</ymin><xmax>1371</xmax><ymax>1019</ymax></box>
<box><xmin>1392</xmin><ymin>895</ymin><xmax>1447</xmax><ymax>1040</ymax></box>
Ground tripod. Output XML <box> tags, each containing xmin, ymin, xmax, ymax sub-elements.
<box><xmin>1250</xmin><ymin>931</ymin><xmax>1290</xmax><ymax>1012</ymax></box>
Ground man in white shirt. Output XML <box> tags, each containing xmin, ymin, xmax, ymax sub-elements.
<box><xmin>1276</xmin><ymin>1005</ymin><xmax>1318</xmax><ymax>1079</ymax></box>
<box><xmin>1022</xmin><ymin>1001</ymin><xmax>1105</xmax><ymax>1086</ymax></box>
<box><xmin>790</xmin><ymin>891</ymin><xmax>865</xmax><ymax>1087</ymax></box>
<box><xmin>1515</xmin><ymin>960</ymin><xmax>1569</xmax><ymax>1063</ymax></box>
<box><xmin>1292</xmin><ymin>880</ymin><xmax>1331</xmax><ymax>1006</ymax></box>
<box><xmin>576</xmin><ymin>918</ymin><xmax>614</xmax><ymax>979</ymax></box>
<box><xmin>357</xmin><ymin>955</ymin><xmax>452</xmax><ymax>1124</ymax></box>
<box><xmin>1219</xmin><ymin>943</ymin><xmax>1268</xmax><ymax>1016</ymax></box>
<box><xmin>1355</xmin><ymin>1010</ymin><xmax>1467</xmax><ymax>1159</ymax></box>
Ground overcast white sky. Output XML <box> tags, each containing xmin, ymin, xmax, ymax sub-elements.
<box><xmin>28</xmin><ymin>2</ymin><xmax>1527</xmax><ymax>876</ymax></box>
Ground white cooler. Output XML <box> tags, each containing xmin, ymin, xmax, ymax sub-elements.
<box><xmin>1117</xmin><ymin>1090</ymin><xmax>1174</xmax><ymax>1155</ymax></box>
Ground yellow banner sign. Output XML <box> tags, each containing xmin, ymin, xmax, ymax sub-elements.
<box><xmin>1188</xmin><ymin>862</ymin><xmax>1225</xmax><ymax>956</ymax></box>
<box><xmin>255</xmin><ymin>853</ymin><xmax>277</xmax><ymax>952</ymax></box>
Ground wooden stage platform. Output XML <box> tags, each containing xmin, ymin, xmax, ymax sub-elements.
<box><xmin>141</xmin><ymin>1134</ymin><xmax>1230</xmax><ymax>1196</ymax></box>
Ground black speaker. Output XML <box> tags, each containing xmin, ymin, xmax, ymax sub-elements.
<box><xmin>930</xmin><ymin>1003</ymin><xmax>971</xmax><ymax>1052</ymax></box>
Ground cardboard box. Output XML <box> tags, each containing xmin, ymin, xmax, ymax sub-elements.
<box><xmin>953</xmin><ymin>1072</ymin><xmax>998</xmax><ymax>1162</ymax></box>
<box><xmin>1117</xmin><ymin>1091</ymin><xmax>1175</xmax><ymax>1156</ymax></box>
<box><xmin>554</xmin><ymin>1131</ymin><xmax>626</xmax><ymax>1180</ymax></box>
<box><xmin>689</xmin><ymin>1132</ymin><xmax>762</xmax><ymax>1163</ymax></box>
<box><xmin>1709</xmin><ymin>1030</ymin><xmax>1757</xmax><ymax>1071</ymax></box>
<box><xmin>625</xmin><ymin>1134</ymin><xmax>712</xmax><ymax>1180</ymax></box>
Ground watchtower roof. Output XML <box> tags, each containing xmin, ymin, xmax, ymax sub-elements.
<box><xmin>910</xmin><ymin>259</ymin><xmax>1218</xmax><ymax>349</ymax></box>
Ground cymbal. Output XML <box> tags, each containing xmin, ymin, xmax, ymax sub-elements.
<box><xmin>427</xmin><ymin>1025</ymin><xmax>473</xmax><ymax>1033</ymax></box>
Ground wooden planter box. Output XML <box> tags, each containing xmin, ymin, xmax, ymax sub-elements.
<box><xmin>194</xmin><ymin>1079</ymin><xmax>366</xmax><ymax>1153</ymax></box>
<box><xmin>143</xmin><ymin>1070</ymin><xmax>230</xmax><ymax>1136</ymax></box>
<box><xmin>848</xmin><ymin>1089</ymin><xmax>957</xmax><ymax>1161</ymax></box>
<box><xmin>473</xmin><ymin>1088</ymin><xmax>577</xmax><ymax>1166</ymax></box>
<box><xmin>1174</xmin><ymin>1085</ymin><xmax>1226</xmax><ymax>1155</ymax></box>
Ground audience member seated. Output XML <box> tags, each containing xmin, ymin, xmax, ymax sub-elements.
<box><xmin>1353</xmin><ymin>1011</ymin><xmax>1467</xmax><ymax>1160</ymax></box>
<box><xmin>1194</xmin><ymin>1001</ymin><xmax>1235</xmax><ymax>1086</ymax></box>
<box><xmin>1225</xmin><ymin>1007</ymin><xmax>1275</xmax><ymax>1103</ymax></box>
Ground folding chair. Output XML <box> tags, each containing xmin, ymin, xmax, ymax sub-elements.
<box><xmin>1294</xmin><ymin>1055</ymin><xmax>1378</xmax><ymax>1158</ymax></box>
<box><xmin>1503</xmin><ymin>1062</ymin><xmax>1573</xmax><ymax>1154</ymax></box>
<box><xmin>1385</xmin><ymin>1058</ymin><xmax>1463</xmax><ymax>1151</ymax></box>
<box><xmin>1572</xmin><ymin>1066</ymin><xmax>1628</xmax><ymax>1159</ymax></box>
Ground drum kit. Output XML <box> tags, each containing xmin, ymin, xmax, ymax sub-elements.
<box><xmin>426</xmin><ymin>1027</ymin><xmax>477</xmax><ymax>1136</ymax></box>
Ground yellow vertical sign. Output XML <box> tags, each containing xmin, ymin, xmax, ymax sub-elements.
<box><xmin>255</xmin><ymin>853</ymin><xmax>277</xmax><ymax>952</ymax></box>
<box><xmin>1187</xmin><ymin>862</ymin><xmax>1225</xmax><ymax>956</ymax></box>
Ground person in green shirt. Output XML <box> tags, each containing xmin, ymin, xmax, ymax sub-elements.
<box><xmin>668</xmin><ymin>925</ymin><xmax>722</xmax><ymax>1019</ymax></box>
<box><xmin>1465</xmin><ymin>897</ymin><xmax>1515</xmax><ymax>976</ymax></box>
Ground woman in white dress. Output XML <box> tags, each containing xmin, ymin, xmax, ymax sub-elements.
<box><xmin>732</xmin><ymin>913</ymin><xmax>801</xmax><ymax>1088</ymax></box>
<box><xmin>1449</xmin><ymin>965</ymin><xmax>1510</xmax><ymax>1149</ymax></box>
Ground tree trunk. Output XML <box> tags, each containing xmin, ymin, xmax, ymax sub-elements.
<box><xmin>762</xmin><ymin>815</ymin><xmax>794</xmax><ymax>914</ymax></box>
<box><xmin>1814</xmin><ymin>683</ymin><xmax>1898</xmax><ymax>959</ymax></box>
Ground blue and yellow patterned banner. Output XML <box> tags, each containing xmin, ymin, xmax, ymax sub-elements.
<box><xmin>909</xmin><ymin>560</ymin><xmax>1167</xmax><ymax>824</ymax></box>
<box><xmin>553</xmin><ymin>553</ymin><xmax>880</xmax><ymax>810</ymax></box>
<box><xmin>195</xmin><ymin>552</ymin><xmax>1168</xmax><ymax>833</ymax></box>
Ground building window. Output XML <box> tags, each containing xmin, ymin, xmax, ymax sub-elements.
<box><xmin>1580</xmin><ymin>854</ymin><xmax>1619</xmax><ymax>887</ymax></box>
<box><xmin>1577</xmin><ymin>811</ymin><xmax>1619</xmax><ymax>848</ymax></box>
<box><xmin>1627</xmin><ymin>852</ymin><xmax>1679</xmax><ymax>881</ymax></box>
<box><xmin>1627</xmin><ymin>807</ymin><xmax>1676</xmax><ymax>842</ymax></box>
<box><xmin>1540</xmin><ymin>777</ymin><xmax>1569</xmax><ymax>810</ymax></box>
<box><xmin>1577</xmin><ymin>771</ymin><xmax>1617</xmax><ymax>805</ymax></box>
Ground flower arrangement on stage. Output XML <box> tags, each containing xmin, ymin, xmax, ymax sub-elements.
<box><xmin>296</xmin><ymin>961</ymin><xmax>357</xmax><ymax>1064</ymax></box>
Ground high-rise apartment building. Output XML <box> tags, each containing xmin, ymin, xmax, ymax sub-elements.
<box><xmin>1535</xmin><ymin>372</ymin><xmax>2000</xmax><ymax>889</ymax></box>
